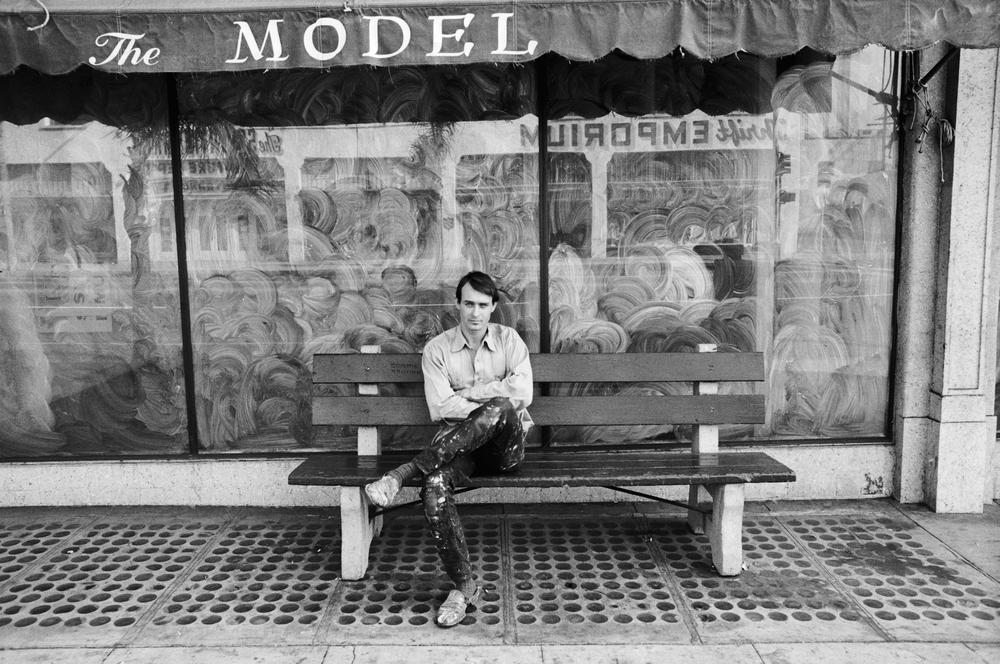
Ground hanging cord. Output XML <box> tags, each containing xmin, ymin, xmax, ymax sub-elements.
<box><xmin>908</xmin><ymin>48</ymin><xmax>957</xmax><ymax>183</ymax></box>
<box><xmin>910</xmin><ymin>87</ymin><xmax>955</xmax><ymax>182</ymax></box>
<box><xmin>937</xmin><ymin>116</ymin><xmax>955</xmax><ymax>183</ymax></box>
<box><xmin>26</xmin><ymin>0</ymin><xmax>50</xmax><ymax>32</ymax></box>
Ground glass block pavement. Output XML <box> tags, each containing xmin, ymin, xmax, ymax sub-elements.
<box><xmin>0</xmin><ymin>504</ymin><xmax>996</xmax><ymax>647</ymax></box>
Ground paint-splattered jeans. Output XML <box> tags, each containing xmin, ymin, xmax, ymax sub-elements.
<box><xmin>413</xmin><ymin>397</ymin><xmax>526</xmax><ymax>590</ymax></box>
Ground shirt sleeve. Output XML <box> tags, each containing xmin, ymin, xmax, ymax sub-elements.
<box><xmin>422</xmin><ymin>342</ymin><xmax>478</xmax><ymax>422</ymax></box>
<box><xmin>465</xmin><ymin>329</ymin><xmax>533</xmax><ymax>410</ymax></box>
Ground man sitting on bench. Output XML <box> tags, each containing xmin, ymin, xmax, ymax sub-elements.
<box><xmin>364</xmin><ymin>271</ymin><xmax>533</xmax><ymax>628</ymax></box>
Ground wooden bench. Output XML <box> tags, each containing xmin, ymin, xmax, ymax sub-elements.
<box><xmin>289</xmin><ymin>344</ymin><xmax>795</xmax><ymax>580</ymax></box>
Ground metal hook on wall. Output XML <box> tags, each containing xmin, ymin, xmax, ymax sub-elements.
<box><xmin>913</xmin><ymin>46</ymin><xmax>959</xmax><ymax>93</ymax></box>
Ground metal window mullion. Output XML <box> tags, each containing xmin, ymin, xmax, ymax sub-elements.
<box><xmin>166</xmin><ymin>74</ymin><xmax>201</xmax><ymax>456</ymax></box>
<box><xmin>536</xmin><ymin>56</ymin><xmax>553</xmax><ymax>447</ymax></box>
<box><xmin>537</xmin><ymin>55</ymin><xmax>552</xmax><ymax>355</ymax></box>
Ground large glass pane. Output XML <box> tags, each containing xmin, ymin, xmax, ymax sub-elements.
<box><xmin>0</xmin><ymin>69</ymin><xmax>187</xmax><ymax>457</ymax></box>
<box><xmin>544</xmin><ymin>48</ymin><xmax>897</xmax><ymax>445</ymax></box>
<box><xmin>769</xmin><ymin>47</ymin><xmax>897</xmax><ymax>438</ymax></box>
<box><xmin>178</xmin><ymin>65</ymin><xmax>538</xmax><ymax>452</ymax></box>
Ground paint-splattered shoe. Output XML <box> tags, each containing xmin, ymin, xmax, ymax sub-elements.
<box><xmin>363</xmin><ymin>475</ymin><xmax>400</xmax><ymax>507</ymax></box>
<box><xmin>435</xmin><ymin>586</ymin><xmax>481</xmax><ymax>628</ymax></box>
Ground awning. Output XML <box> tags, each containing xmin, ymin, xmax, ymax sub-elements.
<box><xmin>2</xmin><ymin>0</ymin><xmax>999</xmax><ymax>75</ymax></box>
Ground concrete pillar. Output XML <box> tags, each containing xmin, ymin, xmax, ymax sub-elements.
<box><xmin>925</xmin><ymin>48</ymin><xmax>1000</xmax><ymax>513</ymax></box>
<box><xmin>988</xmin><ymin>284</ymin><xmax>999</xmax><ymax>503</ymax></box>
<box><xmin>893</xmin><ymin>45</ymin><xmax>951</xmax><ymax>505</ymax></box>
<box><xmin>983</xmin><ymin>63</ymin><xmax>1000</xmax><ymax>504</ymax></box>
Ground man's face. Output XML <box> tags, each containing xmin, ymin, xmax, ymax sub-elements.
<box><xmin>457</xmin><ymin>283</ymin><xmax>497</xmax><ymax>340</ymax></box>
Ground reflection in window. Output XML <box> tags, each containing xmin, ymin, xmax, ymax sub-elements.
<box><xmin>0</xmin><ymin>49</ymin><xmax>900</xmax><ymax>457</ymax></box>
<box><xmin>0</xmin><ymin>71</ymin><xmax>188</xmax><ymax>458</ymax></box>
<box><xmin>458</xmin><ymin>152</ymin><xmax>541</xmax><ymax>350</ymax></box>
<box><xmin>178</xmin><ymin>50</ymin><xmax>896</xmax><ymax>452</ymax></box>
<box><xmin>544</xmin><ymin>47</ymin><xmax>896</xmax><ymax>445</ymax></box>
<box><xmin>769</xmin><ymin>48</ymin><xmax>896</xmax><ymax>438</ymax></box>
<box><xmin>299</xmin><ymin>154</ymin><xmax>453</xmax><ymax>352</ymax></box>
<box><xmin>174</xmin><ymin>62</ymin><xmax>541</xmax><ymax>452</ymax></box>
<box><xmin>6</xmin><ymin>163</ymin><xmax>117</xmax><ymax>265</ymax></box>
<box><xmin>546</xmin><ymin>121</ymin><xmax>773</xmax><ymax>445</ymax></box>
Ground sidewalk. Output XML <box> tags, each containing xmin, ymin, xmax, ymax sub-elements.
<box><xmin>0</xmin><ymin>499</ymin><xmax>997</xmax><ymax>663</ymax></box>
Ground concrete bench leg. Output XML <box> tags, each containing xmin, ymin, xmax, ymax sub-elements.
<box><xmin>687</xmin><ymin>484</ymin><xmax>710</xmax><ymax>534</ymax></box>
<box><xmin>340</xmin><ymin>486</ymin><xmax>382</xmax><ymax>580</ymax></box>
<box><xmin>705</xmin><ymin>483</ymin><xmax>745</xmax><ymax>576</ymax></box>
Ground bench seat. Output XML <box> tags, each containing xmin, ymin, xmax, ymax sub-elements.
<box><xmin>289</xmin><ymin>450</ymin><xmax>795</xmax><ymax>488</ymax></box>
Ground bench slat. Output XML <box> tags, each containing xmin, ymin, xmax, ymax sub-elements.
<box><xmin>313</xmin><ymin>352</ymin><xmax>764</xmax><ymax>384</ymax></box>
<box><xmin>288</xmin><ymin>451</ymin><xmax>796</xmax><ymax>487</ymax></box>
<box><xmin>312</xmin><ymin>394</ymin><xmax>765</xmax><ymax>426</ymax></box>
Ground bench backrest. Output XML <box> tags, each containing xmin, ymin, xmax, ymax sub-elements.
<box><xmin>312</xmin><ymin>345</ymin><xmax>764</xmax><ymax>454</ymax></box>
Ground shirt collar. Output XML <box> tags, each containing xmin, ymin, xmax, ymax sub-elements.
<box><xmin>449</xmin><ymin>324</ymin><xmax>495</xmax><ymax>352</ymax></box>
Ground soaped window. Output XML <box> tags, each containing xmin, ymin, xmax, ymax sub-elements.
<box><xmin>174</xmin><ymin>64</ymin><xmax>540</xmax><ymax>452</ymax></box>
<box><xmin>0</xmin><ymin>68</ymin><xmax>189</xmax><ymax>458</ymax></box>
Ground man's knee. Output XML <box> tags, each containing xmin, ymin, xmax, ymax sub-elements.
<box><xmin>480</xmin><ymin>396</ymin><xmax>515</xmax><ymax>418</ymax></box>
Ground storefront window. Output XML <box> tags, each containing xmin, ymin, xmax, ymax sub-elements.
<box><xmin>0</xmin><ymin>70</ymin><xmax>188</xmax><ymax>457</ymax></box>
<box><xmin>769</xmin><ymin>47</ymin><xmax>897</xmax><ymax>438</ymax></box>
<box><xmin>543</xmin><ymin>52</ymin><xmax>775</xmax><ymax>444</ymax></box>
<box><xmin>543</xmin><ymin>48</ymin><xmax>897</xmax><ymax>444</ymax></box>
<box><xmin>177</xmin><ymin>65</ymin><xmax>538</xmax><ymax>452</ymax></box>
<box><xmin>0</xmin><ymin>47</ymin><xmax>899</xmax><ymax>458</ymax></box>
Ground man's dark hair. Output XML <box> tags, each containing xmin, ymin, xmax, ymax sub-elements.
<box><xmin>455</xmin><ymin>271</ymin><xmax>499</xmax><ymax>304</ymax></box>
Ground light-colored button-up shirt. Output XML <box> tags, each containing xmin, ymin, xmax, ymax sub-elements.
<box><xmin>422</xmin><ymin>323</ymin><xmax>533</xmax><ymax>429</ymax></box>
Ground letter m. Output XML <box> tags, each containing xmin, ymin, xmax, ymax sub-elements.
<box><xmin>663</xmin><ymin>121</ymin><xmax>687</xmax><ymax>145</ymax></box>
<box><xmin>226</xmin><ymin>20</ymin><xmax>289</xmax><ymax>64</ymax></box>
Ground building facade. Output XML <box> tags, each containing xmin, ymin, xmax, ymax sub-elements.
<box><xmin>0</xmin><ymin>2</ymin><xmax>997</xmax><ymax>511</ymax></box>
